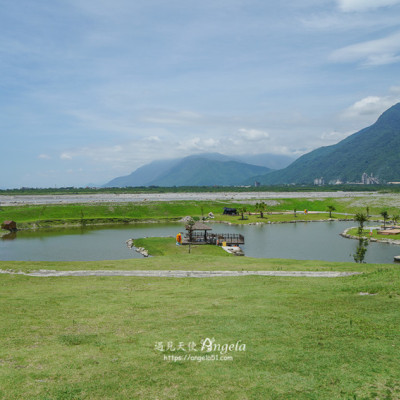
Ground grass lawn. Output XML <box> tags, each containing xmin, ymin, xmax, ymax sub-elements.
<box><xmin>0</xmin><ymin>197</ymin><xmax>374</xmax><ymax>229</ymax></box>
<box><xmin>1</xmin><ymin>236</ymin><xmax>400</xmax><ymax>399</ymax></box>
<box><xmin>215</xmin><ymin>212</ymin><xmax>347</xmax><ymax>224</ymax></box>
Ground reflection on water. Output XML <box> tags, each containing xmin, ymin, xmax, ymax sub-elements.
<box><xmin>1</xmin><ymin>232</ymin><xmax>17</xmax><ymax>240</ymax></box>
<box><xmin>1</xmin><ymin>221</ymin><xmax>400</xmax><ymax>263</ymax></box>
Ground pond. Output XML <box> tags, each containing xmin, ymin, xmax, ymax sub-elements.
<box><xmin>1</xmin><ymin>221</ymin><xmax>400</xmax><ymax>263</ymax></box>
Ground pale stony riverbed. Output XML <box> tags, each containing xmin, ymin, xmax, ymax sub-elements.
<box><xmin>0</xmin><ymin>191</ymin><xmax>384</xmax><ymax>206</ymax></box>
<box><xmin>0</xmin><ymin>269</ymin><xmax>360</xmax><ymax>278</ymax></box>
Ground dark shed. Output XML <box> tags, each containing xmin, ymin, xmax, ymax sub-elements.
<box><xmin>1</xmin><ymin>221</ymin><xmax>17</xmax><ymax>232</ymax></box>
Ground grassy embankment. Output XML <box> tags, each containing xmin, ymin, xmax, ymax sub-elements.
<box><xmin>1</xmin><ymin>196</ymin><xmax>394</xmax><ymax>229</ymax></box>
<box><xmin>346</xmin><ymin>227</ymin><xmax>400</xmax><ymax>241</ymax></box>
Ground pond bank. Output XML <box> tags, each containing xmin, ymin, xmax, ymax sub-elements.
<box><xmin>5</xmin><ymin>215</ymin><xmax>356</xmax><ymax>231</ymax></box>
<box><xmin>340</xmin><ymin>227</ymin><xmax>400</xmax><ymax>245</ymax></box>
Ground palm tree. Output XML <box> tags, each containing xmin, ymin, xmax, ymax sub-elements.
<box><xmin>255</xmin><ymin>202</ymin><xmax>267</xmax><ymax>218</ymax></box>
<box><xmin>392</xmin><ymin>214</ymin><xmax>400</xmax><ymax>226</ymax></box>
<box><xmin>327</xmin><ymin>205</ymin><xmax>336</xmax><ymax>219</ymax></box>
<box><xmin>238</xmin><ymin>206</ymin><xmax>247</xmax><ymax>220</ymax></box>
<box><xmin>353</xmin><ymin>212</ymin><xmax>369</xmax><ymax>263</ymax></box>
<box><xmin>380</xmin><ymin>210</ymin><xmax>389</xmax><ymax>229</ymax></box>
<box><xmin>354</xmin><ymin>212</ymin><xmax>368</xmax><ymax>236</ymax></box>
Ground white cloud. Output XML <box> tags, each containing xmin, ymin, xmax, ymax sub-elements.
<box><xmin>337</xmin><ymin>0</ymin><xmax>400</xmax><ymax>12</ymax></box>
<box><xmin>341</xmin><ymin>95</ymin><xmax>400</xmax><ymax>119</ymax></box>
<box><xmin>320</xmin><ymin>130</ymin><xmax>353</xmax><ymax>143</ymax></box>
<box><xmin>60</xmin><ymin>153</ymin><xmax>73</xmax><ymax>160</ymax></box>
<box><xmin>38</xmin><ymin>154</ymin><xmax>51</xmax><ymax>159</ymax></box>
<box><xmin>144</xmin><ymin>136</ymin><xmax>161</xmax><ymax>142</ymax></box>
<box><xmin>329</xmin><ymin>31</ymin><xmax>400</xmax><ymax>66</ymax></box>
<box><xmin>237</xmin><ymin>128</ymin><xmax>270</xmax><ymax>142</ymax></box>
<box><xmin>142</xmin><ymin>110</ymin><xmax>203</xmax><ymax>125</ymax></box>
<box><xmin>176</xmin><ymin>136</ymin><xmax>221</xmax><ymax>153</ymax></box>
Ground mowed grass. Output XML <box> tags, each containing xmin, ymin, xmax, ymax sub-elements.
<box><xmin>0</xmin><ymin>196</ymin><xmax>390</xmax><ymax>228</ymax></box>
<box><xmin>133</xmin><ymin>237</ymin><xmax>233</xmax><ymax>257</ymax></box>
<box><xmin>1</xmin><ymin>265</ymin><xmax>400</xmax><ymax>399</ymax></box>
<box><xmin>0</xmin><ymin>201</ymin><xmax>232</xmax><ymax>226</ymax></box>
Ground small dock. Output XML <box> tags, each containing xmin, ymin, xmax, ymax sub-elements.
<box><xmin>181</xmin><ymin>221</ymin><xmax>244</xmax><ymax>246</ymax></box>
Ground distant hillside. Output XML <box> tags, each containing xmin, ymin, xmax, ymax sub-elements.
<box><xmin>232</xmin><ymin>153</ymin><xmax>297</xmax><ymax>169</ymax></box>
<box><xmin>253</xmin><ymin>102</ymin><xmax>400</xmax><ymax>185</ymax></box>
<box><xmin>104</xmin><ymin>159</ymin><xmax>181</xmax><ymax>188</ymax></box>
<box><xmin>104</xmin><ymin>154</ymin><xmax>272</xmax><ymax>187</ymax></box>
<box><xmin>149</xmin><ymin>156</ymin><xmax>271</xmax><ymax>186</ymax></box>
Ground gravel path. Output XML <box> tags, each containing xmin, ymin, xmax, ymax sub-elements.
<box><xmin>0</xmin><ymin>269</ymin><xmax>360</xmax><ymax>278</ymax></box>
<box><xmin>0</xmin><ymin>191</ymin><xmax>379</xmax><ymax>206</ymax></box>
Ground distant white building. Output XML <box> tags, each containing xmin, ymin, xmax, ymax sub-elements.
<box><xmin>313</xmin><ymin>177</ymin><xmax>325</xmax><ymax>186</ymax></box>
<box><xmin>361</xmin><ymin>172</ymin><xmax>379</xmax><ymax>184</ymax></box>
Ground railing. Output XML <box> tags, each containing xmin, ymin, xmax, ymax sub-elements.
<box><xmin>184</xmin><ymin>232</ymin><xmax>244</xmax><ymax>244</ymax></box>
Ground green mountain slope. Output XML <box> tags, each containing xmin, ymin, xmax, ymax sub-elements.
<box><xmin>104</xmin><ymin>159</ymin><xmax>181</xmax><ymax>187</ymax></box>
<box><xmin>149</xmin><ymin>156</ymin><xmax>271</xmax><ymax>186</ymax></box>
<box><xmin>255</xmin><ymin>102</ymin><xmax>400</xmax><ymax>184</ymax></box>
<box><xmin>104</xmin><ymin>153</ymin><xmax>275</xmax><ymax>187</ymax></box>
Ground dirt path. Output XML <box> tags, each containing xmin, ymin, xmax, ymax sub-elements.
<box><xmin>0</xmin><ymin>269</ymin><xmax>360</xmax><ymax>278</ymax></box>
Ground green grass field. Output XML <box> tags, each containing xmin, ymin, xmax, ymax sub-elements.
<box><xmin>1</xmin><ymin>258</ymin><xmax>400</xmax><ymax>399</ymax></box>
<box><xmin>1</xmin><ymin>238</ymin><xmax>400</xmax><ymax>399</ymax></box>
<box><xmin>0</xmin><ymin>197</ymin><xmax>370</xmax><ymax>231</ymax></box>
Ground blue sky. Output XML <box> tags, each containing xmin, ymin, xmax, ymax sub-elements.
<box><xmin>1</xmin><ymin>0</ymin><xmax>400</xmax><ymax>188</ymax></box>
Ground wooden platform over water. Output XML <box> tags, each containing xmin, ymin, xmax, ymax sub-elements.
<box><xmin>182</xmin><ymin>232</ymin><xmax>244</xmax><ymax>246</ymax></box>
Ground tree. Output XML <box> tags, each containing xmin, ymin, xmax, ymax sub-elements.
<box><xmin>353</xmin><ymin>212</ymin><xmax>369</xmax><ymax>263</ymax></box>
<box><xmin>238</xmin><ymin>206</ymin><xmax>247</xmax><ymax>220</ymax></box>
<box><xmin>185</xmin><ymin>218</ymin><xmax>195</xmax><ymax>242</ymax></box>
<box><xmin>392</xmin><ymin>214</ymin><xmax>400</xmax><ymax>226</ymax></box>
<box><xmin>354</xmin><ymin>212</ymin><xmax>368</xmax><ymax>237</ymax></box>
<box><xmin>380</xmin><ymin>210</ymin><xmax>389</xmax><ymax>229</ymax></box>
<box><xmin>293</xmin><ymin>208</ymin><xmax>297</xmax><ymax>218</ymax></box>
<box><xmin>255</xmin><ymin>202</ymin><xmax>267</xmax><ymax>218</ymax></box>
<box><xmin>327</xmin><ymin>205</ymin><xmax>336</xmax><ymax>219</ymax></box>
<box><xmin>185</xmin><ymin>217</ymin><xmax>195</xmax><ymax>253</ymax></box>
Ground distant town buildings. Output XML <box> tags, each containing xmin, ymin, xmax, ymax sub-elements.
<box><xmin>254</xmin><ymin>181</ymin><xmax>260</xmax><ymax>187</ymax></box>
<box><xmin>361</xmin><ymin>172</ymin><xmax>379</xmax><ymax>185</ymax></box>
<box><xmin>313</xmin><ymin>173</ymin><xmax>380</xmax><ymax>185</ymax></box>
<box><xmin>313</xmin><ymin>177</ymin><xmax>325</xmax><ymax>186</ymax></box>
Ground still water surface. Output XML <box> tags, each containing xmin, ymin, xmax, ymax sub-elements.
<box><xmin>1</xmin><ymin>221</ymin><xmax>399</xmax><ymax>263</ymax></box>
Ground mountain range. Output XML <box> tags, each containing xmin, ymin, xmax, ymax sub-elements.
<box><xmin>104</xmin><ymin>102</ymin><xmax>400</xmax><ymax>187</ymax></box>
<box><xmin>104</xmin><ymin>153</ymin><xmax>290</xmax><ymax>187</ymax></box>
<box><xmin>253</xmin><ymin>102</ymin><xmax>400</xmax><ymax>185</ymax></box>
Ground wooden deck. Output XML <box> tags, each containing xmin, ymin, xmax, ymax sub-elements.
<box><xmin>182</xmin><ymin>232</ymin><xmax>244</xmax><ymax>246</ymax></box>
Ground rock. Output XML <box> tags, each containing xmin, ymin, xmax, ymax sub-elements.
<box><xmin>179</xmin><ymin>216</ymin><xmax>193</xmax><ymax>223</ymax></box>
